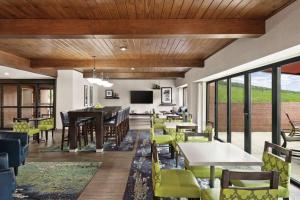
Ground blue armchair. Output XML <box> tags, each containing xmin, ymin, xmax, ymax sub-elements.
<box><xmin>0</xmin><ymin>152</ymin><xmax>16</xmax><ymax>200</ymax></box>
<box><xmin>0</xmin><ymin>131</ymin><xmax>29</xmax><ymax>175</ymax></box>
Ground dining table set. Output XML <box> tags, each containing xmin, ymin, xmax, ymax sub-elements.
<box><xmin>160</xmin><ymin>118</ymin><xmax>262</xmax><ymax>188</ymax></box>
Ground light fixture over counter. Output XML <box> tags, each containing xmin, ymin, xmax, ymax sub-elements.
<box><xmin>87</xmin><ymin>56</ymin><xmax>114</xmax><ymax>88</ymax></box>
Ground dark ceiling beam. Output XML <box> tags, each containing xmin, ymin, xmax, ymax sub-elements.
<box><xmin>0</xmin><ymin>50</ymin><xmax>57</xmax><ymax>77</ymax></box>
<box><xmin>0</xmin><ymin>19</ymin><xmax>265</xmax><ymax>39</ymax></box>
<box><xmin>83</xmin><ymin>72</ymin><xmax>185</xmax><ymax>79</ymax></box>
<box><xmin>30</xmin><ymin>58</ymin><xmax>204</xmax><ymax>68</ymax></box>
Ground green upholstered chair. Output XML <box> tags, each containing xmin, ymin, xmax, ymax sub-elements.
<box><xmin>231</xmin><ymin>141</ymin><xmax>292</xmax><ymax>200</ymax></box>
<box><xmin>152</xmin><ymin>115</ymin><xmax>166</xmax><ymax>130</ymax></box>
<box><xmin>185</xmin><ymin>122</ymin><xmax>214</xmax><ymax>143</ymax></box>
<box><xmin>151</xmin><ymin>141</ymin><xmax>201</xmax><ymax>200</ymax></box>
<box><xmin>184</xmin><ymin>122</ymin><xmax>222</xmax><ymax>179</ymax></box>
<box><xmin>38</xmin><ymin>118</ymin><xmax>55</xmax><ymax>142</ymax></box>
<box><xmin>150</xmin><ymin>126</ymin><xmax>174</xmax><ymax>156</ymax></box>
<box><xmin>13</xmin><ymin>121</ymin><xmax>40</xmax><ymax>142</ymax></box>
<box><xmin>202</xmin><ymin>170</ymin><xmax>279</xmax><ymax>200</ymax></box>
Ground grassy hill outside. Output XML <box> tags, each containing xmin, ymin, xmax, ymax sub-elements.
<box><xmin>218</xmin><ymin>82</ymin><xmax>300</xmax><ymax>103</ymax></box>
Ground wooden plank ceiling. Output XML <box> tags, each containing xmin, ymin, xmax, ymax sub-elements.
<box><xmin>0</xmin><ymin>0</ymin><xmax>295</xmax><ymax>79</ymax></box>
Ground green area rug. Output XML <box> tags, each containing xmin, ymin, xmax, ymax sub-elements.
<box><xmin>14</xmin><ymin>162</ymin><xmax>101</xmax><ymax>200</ymax></box>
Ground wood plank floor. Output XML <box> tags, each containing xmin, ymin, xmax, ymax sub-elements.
<box><xmin>28</xmin><ymin>129</ymin><xmax>138</xmax><ymax>200</ymax></box>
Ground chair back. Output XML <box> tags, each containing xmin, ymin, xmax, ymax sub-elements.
<box><xmin>151</xmin><ymin>141</ymin><xmax>161</xmax><ymax>191</ymax></box>
<box><xmin>175</xmin><ymin>125</ymin><xmax>197</xmax><ymax>142</ymax></box>
<box><xmin>39</xmin><ymin>118</ymin><xmax>54</xmax><ymax>126</ymax></box>
<box><xmin>220</xmin><ymin>170</ymin><xmax>279</xmax><ymax>200</ymax></box>
<box><xmin>167</xmin><ymin>115</ymin><xmax>182</xmax><ymax>121</ymax></box>
<box><xmin>285</xmin><ymin>113</ymin><xmax>295</xmax><ymax>130</ymax></box>
<box><xmin>60</xmin><ymin>112</ymin><xmax>69</xmax><ymax>126</ymax></box>
<box><xmin>116</xmin><ymin>110</ymin><xmax>123</xmax><ymax>125</ymax></box>
<box><xmin>262</xmin><ymin>141</ymin><xmax>292</xmax><ymax>189</ymax></box>
<box><xmin>203</xmin><ymin>121</ymin><xmax>214</xmax><ymax>141</ymax></box>
<box><xmin>0</xmin><ymin>152</ymin><xmax>9</xmax><ymax>169</ymax></box>
<box><xmin>13</xmin><ymin>118</ymin><xmax>29</xmax><ymax>122</ymax></box>
<box><xmin>13</xmin><ymin>121</ymin><xmax>30</xmax><ymax>133</ymax></box>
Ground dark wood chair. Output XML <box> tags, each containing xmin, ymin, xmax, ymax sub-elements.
<box><xmin>202</xmin><ymin>170</ymin><xmax>279</xmax><ymax>200</ymax></box>
<box><xmin>104</xmin><ymin>110</ymin><xmax>122</xmax><ymax>146</ymax></box>
<box><xmin>60</xmin><ymin>112</ymin><xmax>70</xmax><ymax>150</ymax></box>
<box><xmin>60</xmin><ymin>112</ymin><xmax>89</xmax><ymax>150</ymax></box>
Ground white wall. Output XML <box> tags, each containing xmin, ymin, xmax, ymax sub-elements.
<box><xmin>175</xmin><ymin>1</ymin><xmax>300</xmax><ymax>125</ymax></box>
<box><xmin>56</xmin><ymin>70</ymin><xmax>99</xmax><ymax>129</ymax></box>
<box><xmin>96</xmin><ymin>79</ymin><xmax>178</xmax><ymax>113</ymax></box>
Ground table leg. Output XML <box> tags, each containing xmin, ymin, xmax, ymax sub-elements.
<box><xmin>209</xmin><ymin>166</ymin><xmax>215</xmax><ymax>188</ymax></box>
<box><xmin>69</xmin><ymin>116</ymin><xmax>78</xmax><ymax>152</ymax></box>
<box><xmin>95</xmin><ymin>114</ymin><xmax>104</xmax><ymax>153</ymax></box>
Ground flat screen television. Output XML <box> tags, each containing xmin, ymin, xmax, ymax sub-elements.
<box><xmin>130</xmin><ymin>91</ymin><xmax>153</xmax><ymax>104</ymax></box>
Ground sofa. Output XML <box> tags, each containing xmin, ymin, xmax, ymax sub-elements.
<box><xmin>0</xmin><ymin>152</ymin><xmax>16</xmax><ymax>200</ymax></box>
<box><xmin>0</xmin><ymin>131</ymin><xmax>29</xmax><ymax>175</ymax></box>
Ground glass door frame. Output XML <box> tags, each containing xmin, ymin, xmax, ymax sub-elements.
<box><xmin>0</xmin><ymin>79</ymin><xmax>56</xmax><ymax>129</ymax></box>
<box><xmin>206</xmin><ymin>55</ymin><xmax>300</xmax><ymax>188</ymax></box>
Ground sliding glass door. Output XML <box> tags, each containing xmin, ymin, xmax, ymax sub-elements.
<box><xmin>280</xmin><ymin>61</ymin><xmax>300</xmax><ymax>182</ymax></box>
<box><xmin>250</xmin><ymin>70</ymin><xmax>272</xmax><ymax>159</ymax></box>
<box><xmin>217</xmin><ymin>80</ymin><xmax>227</xmax><ymax>141</ymax></box>
<box><xmin>231</xmin><ymin>76</ymin><xmax>245</xmax><ymax>150</ymax></box>
<box><xmin>206</xmin><ymin>56</ymin><xmax>300</xmax><ymax>185</ymax></box>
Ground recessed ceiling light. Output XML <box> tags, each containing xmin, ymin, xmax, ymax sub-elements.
<box><xmin>120</xmin><ymin>46</ymin><xmax>127</xmax><ymax>51</ymax></box>
<box><xmin>131</xmin><ymin>67</ymin><xmax>135</xmax><ymax>71</ymax></box>
<box><xmin>4</xmin><ymin>72</ymin><xmax>10</xmax><ymax>76</ymax></box>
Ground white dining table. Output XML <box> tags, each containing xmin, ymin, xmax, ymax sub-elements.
<box><xmin>164</xmin><ymin>122</ymin><xmax>197</xmax><ymax>129</ymax></box>
<box><xmin>178</xmin><ymin>142</ymin><xmax>263</xmax><ymax>188</ymax></box>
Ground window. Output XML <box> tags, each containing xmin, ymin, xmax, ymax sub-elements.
<box><xmin>0</xmin><ymin>80</ymin><xmax>56</xmax><ymax>129</ymax></box>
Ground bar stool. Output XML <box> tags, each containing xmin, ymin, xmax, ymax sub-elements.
<box><xmin>60</xmin><ymin>112</ymin><xmax>87</xmax><ymax>150</ymax></box>
<box><xmin>104</xmin><ymin>110</ymin><xmax>122</xmax><ymax>146</ymax></box>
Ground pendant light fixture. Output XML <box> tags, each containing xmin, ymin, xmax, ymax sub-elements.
<box><xmin>87</xmin><ymin>56</ymin><xmax>113</xmax><ymax>87</ymax></box>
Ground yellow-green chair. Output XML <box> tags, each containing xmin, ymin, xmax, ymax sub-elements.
<box><xmin>180</xmin><ymin>123</ymin><xmax>222</xmax><ymax>179</ymax></box>
<box><xmin>152</xmin><ymin>141</ymin><xmax>201</xmax><ymax>200</ymax></box>
<box><xmin>202</xmin><ymin>169</ymin><xmax>279</xmax><ymax>200</ymax></box>
<box><xmin>13</xmin><ymin>121</ymin><xmax>40</xmax><ymax>142</ymax></box>
<box><xmin>150</xmin><ymin>126</ymin><xmax>174</xmax><ymax>156</ymax></box>
<box><xmin>231</xmin><ymin>141</ymin><xmax>292</xmax><ymax>200</ymax></box>
<box><xmin>152</xmin><ymin>115</ymin><xmax>166</xmax><ymax>130</ymax></box>
<box><xmin>38</xmin><ymin>118</ymin><xmax>55</xmax><ymax>142</ymax></box>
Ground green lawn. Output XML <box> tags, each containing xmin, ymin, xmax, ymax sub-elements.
<box><xmin>218</xmin><ymin>82</ymin><xmax>300</xmax><ymax>103</ymax></box>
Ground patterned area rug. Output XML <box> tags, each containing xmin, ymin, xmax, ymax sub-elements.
<box><xmin>14</xmin><ymin>162</ymin><xmax>101</xmax><ymax>200</ymax></box>
<box><xmin>42</xmin><ymin>130</ymin><xmax>137</xmax><ymax>152</ymax></box>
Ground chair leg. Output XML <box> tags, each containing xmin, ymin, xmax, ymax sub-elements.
<box><xmin>14</xmin><ymin>167</ymin><xmax>18</xmax><ymax>176</ymax></box>
<box><xmin>46</xmin><ymin>130</ymin><xmax>48</xmax><ymax>142</ymax></box>
<box><xmin>77</xmin><ymin>125</ymin><xmax>81</xmax><ymax>149</ymax></box>
<box><xmin>61</xmin><ymin>126</ymin><xmax>65</xmax><ymax>150</ymax></box>
<box><xmin>175</xmin><ymin>151</ymin><xmax>179</xmax><ymax>167</ymax></box>
<box><xmin>37</xmin><ymin>133</ymin><xmax>40</xmax><ymax>143</ymax></box>
<box><xmin>170</xmin><ymin>144</ymin><xmax>174</xmax><ymax>159</ymax></box>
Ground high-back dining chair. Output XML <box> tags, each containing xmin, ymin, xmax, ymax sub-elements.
<box><xmin>151</xmin><ymin>141</ymin><xmax>201</xmax><ymax>200</ymax></box>
<box><xmin>202</xmin><ymin>169</ymin><xmax>279</xmax><ymax>200</ymax></box>
<box><xmin>60</xmin><ymin>112</ymin><xmax>70</xmax><ymax>150</ymax></box>
<box><xmin>12</xmin><ymin>118</ymin><xmax>40</xmax><ymax>143</ymax></box>
<box><xmin>231</xmin><ymin>141</ymin><xmax>292</xmax><ymax>200</ymax></box>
